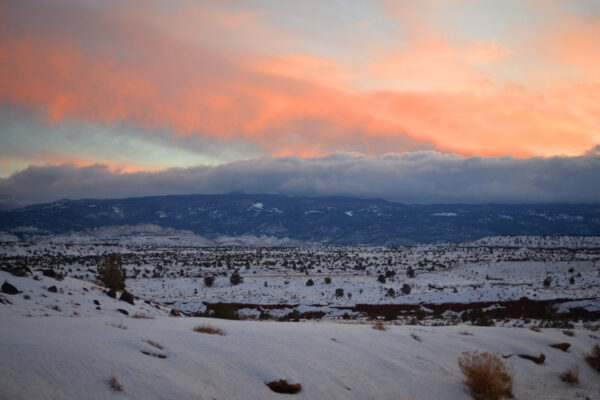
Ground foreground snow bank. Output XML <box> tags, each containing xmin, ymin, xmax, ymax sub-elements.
<box><xmin>0</xmin><ymin>316</ymin><xmax>599</xmax><ymax>400</ymax></box>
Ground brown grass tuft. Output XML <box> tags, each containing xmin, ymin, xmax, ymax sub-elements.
<box><xmin>529</xmin><ymin>326</ymin><xmax>541</xmax><ymax>332</ymax></box>
<box><xmin>458</xmin><ymin>351</ymin><xmax>514</xmax><ymax>400</ymax></box>
<box><xmin>193</xmin><ymin>325</ymin><xmax>226</xmax><ymax>335</ymax></box>
<box><xmin>106</xmin><ymin>320</ymin><xmax>127</xmax><ymax>330</ymax></box>
<box><xmin>562</xmin><ymin>329</ymin><xmax>575</xmax><ymax>337</ymax></box>
<box><xmin>560</xmin><ymin>366</ymin><xmax>579</xmax><ymax>385</ymax></box>
<box><xmin>460</xmin><ymin>331</ymin><xmax>474</xmax><ymax>336</ymax></box>
<box><xmin>108</xmin><ymin>376</ymin><xmax>123</xmax><ymax>392</ymax></box>
<box><xmin>585</xmin><ymin>344</ymin><xmax>600</xmax><ymax>372</ymax></box>
<box><xmin>131</xmin><ymin>313</ymin><xmax>155</xmax><ymax>319</ymax></box>
<box><xmin>143</xmin><ymin>340</ymin><xmax>163</xmax><ymax>350</ymax></box>
<box><xmin>372</xmin><ymin>321</ymin><xmax>387</xmax><ymax>331</ymax></box>
<box><xmin>410</xmin><ymin>333</ymin><xmax>422</xmax><ymax>342</ymax></box>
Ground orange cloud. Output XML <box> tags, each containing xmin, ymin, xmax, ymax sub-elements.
<box><xmin>0</xmin><ymin>1</ymin><xmax>599</xmax><ymax>163</ymax></box>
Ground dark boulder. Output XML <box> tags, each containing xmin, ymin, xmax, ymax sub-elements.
<box><xmin>47</xmin><ymin>286</ymin><xmax>58</xmax><ymax>293</ymax></box>
<box><xmin>1</xmin><ymin>281</ymin><xmax>19</xmax><ymax>295</ymax></box>
<box><xmin>42</xmin><ymin>269</ymin><xmax>57</xmax><ymax>278</ymax></box>
<box><xmin>116</xmin><ymin>308</ymin><xmax>129</xmax><ymax>316</ymax></box>
<box><xmin>119</xmin><ymin>291</ymin><xmax>135</xmax><ymax>305</ymax></box>
<box><xmin>93</xmin><ymin>299</ymin><xmax>100</xmax><ymax>306</ymax></box>
<box><xmin>106</xmin><ymin>289</ymin><xmax>117</xmax><ymax>299</ymax></box>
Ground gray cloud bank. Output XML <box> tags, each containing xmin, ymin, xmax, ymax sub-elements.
<box><xmin>1</xmin><ymin>151</ymin><xmax>600</xmax><ymax>207</ymax></box>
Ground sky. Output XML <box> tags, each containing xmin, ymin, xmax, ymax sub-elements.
<box><xmin>1</xmin><ymin>0</ymin><xmax>600</xmax><ymax>205</ymax></box>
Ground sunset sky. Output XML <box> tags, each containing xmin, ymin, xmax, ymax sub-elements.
<box><xmin>1</xmin><ymin>0</ymin><xmax>599</xmax><ymax>205</ymax></box>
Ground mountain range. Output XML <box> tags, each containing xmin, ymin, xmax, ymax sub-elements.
<box><xmin>1</xmin><ymin>194</ymin><xmax>599</xmax><ymax>245</ymax></box>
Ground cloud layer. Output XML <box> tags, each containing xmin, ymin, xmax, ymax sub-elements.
<box><xmin>0</xmin><ymin>0</ymin><xmax>599</xmax><ymax>175</ymax></box>
<box><xmin>2</xmin><ymin>151</ymin><xmax>599</xmax><ymax>206</ymax></box>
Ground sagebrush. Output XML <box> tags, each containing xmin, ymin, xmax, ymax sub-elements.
<box><xmin>458</xmin><ymin>351</ymin><xmax>513</xmax><ymax>400</ymax></box>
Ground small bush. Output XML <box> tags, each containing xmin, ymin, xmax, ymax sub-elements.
<box><xmin>585</xmin><ymin>344</ymin><xmax>600</xmax><ymax>372</ymax></box>
<box><xmin>372</xmin><ymin>320</ymin><xmax>387</xmax><ymax>331</ymax></box>
<box><xmin>324</xmin><ymin>277</ymin><xmax>332</xmax><ymax>284</ymax></box>
<box><xmin>210</xmin><ymin>303</ymin><xmax>239</xmax><ymax>320</ymax></box>
<box><xmin>401</xmin><ymin>283</ymin><xmax>411</xmax><ymax>295</ymax></box>
<box><xmin>458</xmin><ymin>351</ymin><xmax>513</xmax><ymax>400</ymax></box>
<box><xmin>377</xmin><ymin>274</ymin><xmax>386</xmax><ymax>284</ymax></box>
<box><xmin>335</xmin><ymin>288</ymin><xmax>344</xmax><ymax>297</ymax></box>
<box><xmin>383</xmin><ymin>309</ymin><xmax>397</xmax><ymax>321</ymax></box>
<box><xmin>560</xmin><ymin>366</ymin><xmax>579</xmax><ymax>385</ymax></box>
<box><xmin>108</xmin><ymin>376</ymin><xmax>123</xmax><ymax>392</ymax></box>
<box><xmin>229</xmin><ymin>270</ymin><xmax>243</xmax><ymax>285</ymax></box>
<box><xmin>204</xmin><ymin>276</ymin><xmax>215</xmax><ymax>287</ymax></box>
<box><xmin>407</xmin><ymin>266</ymin><xmax>415</xmax><ymax>278</ymax></box>
<box><xmin>98</xmin><ymin>254</ymin><xmax>125</xmax><ymax>291</ymax></box>
<box><xmin>562</xmin><ymin>329</ymin><xmax>575</xmax><ymax>337</ymax></box>
<box><xmin>193</xmin><ymin>325</ymin><xmax>226</xmax><ymax>335</ymax></box>
<box><xmin>306</xmin><ymin>279</ymin><xmax>314</xmax><ymax>286</ymax></box>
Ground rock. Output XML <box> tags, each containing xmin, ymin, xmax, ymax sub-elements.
<box><xmin>1</xmin><ymin>281</ymin><xmax>19</xmax><ymax>295</ymax></box>
<box><xmin>93</xmin><ymin>299</ymin><xmax>100</xmax><ymax>306</ymax></box>
<box><xmin>42</xmin><ymin>269</ymin><xmax>57</xmax><ymax>278</ymax></box>
<box><xmin>9</xmin><ymin>267</ymin><xmax>30</xmax><ymax>277</ymax></box>
<box><xmin>550</xmin><ymin>343</ymin><xmax>571</xmax><ymax>352</ymax></box>
<box><xmin>518</xmin><ymin>353</ymin><xmax>545</xmax><ymax>364</ymax></box>
<box><xmin>170</xmin><ymin>308</ymin><xmax>181</xmax><ymax>316</ymax></box>
<box><xmin>266</xmin><ymin>380</ymin><xmax>302</xmax><ymax>394</ymax></box>
<box><xmin>41</xmin><ymin>269</ymin><xmax>64</xmax><ymax>281</ymax></box>
<box><xmin>47</xmin><ymin>286</ymin><xmax>58</xmax><ymax>293</ymax></box>
<box><xmin>119</xmin><ymin>291</ymin><xmax>135</xmax><ymax>305</ymax></box>
<box><xmin>96</xmin><ymin>306</ymin><xmax>101</xmax><ymax>310</ymax></box>
<box><xmin>106</xmin><ymin>289</ymin><xmax>117</xmax><ymax>299</ymax></box>
<box><xmin>116</xmin><ymin>308</ymin><xmax>129</xmax><ymax>316</ymax></box>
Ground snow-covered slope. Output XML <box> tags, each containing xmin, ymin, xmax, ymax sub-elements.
<box><xmin>0</xmin><ymin>314</ymin><xmax>599</xmax><ymax>399</ymax></box>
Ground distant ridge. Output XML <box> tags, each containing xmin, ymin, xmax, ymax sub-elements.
<box><xmin>1</xmin><ymin>194</ymin><xmax>599</xmax><ymax>245</ymax></box>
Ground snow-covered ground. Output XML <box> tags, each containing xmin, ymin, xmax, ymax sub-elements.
<box><xmin>1</xmin><ymin>240</ymin><xmax>600</xmax><ymax>399</ymax></box>
<box><xmin>1</xmin><ymin>313</ymin><xmax>599</xmax><ymax>399</ymax></box>
<box><xmin>2</xmin><ymin>232</ymin><xmax>599</xmax><ymax>316</ymax></box>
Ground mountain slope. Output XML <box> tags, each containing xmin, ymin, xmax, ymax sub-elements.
<box><xmin>1</xmin><ymin>194</ymin><xmax>599</xmax><ymax>245</ymax></box>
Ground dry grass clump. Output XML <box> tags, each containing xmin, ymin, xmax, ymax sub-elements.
<box><xmin>106</xmin><ymin>320</ymin><xmax>127</xmax><ymax>330</ymax></box>
<box><xmin>560</xmin><ymin>366</ymin><xmax>579</xmax><ymax>385</ymax></box>
<box><xmin>372</xmin><ymin>320</ymin><xmax>387</xmax><ymax>331</ymax></box>
<box><xmin>193</xmin><ymin>325</ymin><xmax>226</xmax><ymax>336</ymax></box>
<box><xmin>460</xmin><ymin>331</ymin><xmax>474</xmax><ymax>336</ymax></box>
<box><xmin>143</xmin><ymin>340</ymin><xmax>163</xmax><ymax>350</ymax></box>
<box><xmin>458</xmin><ymin>351</ymin><xmax>514</xmax><ymax>400</ymax></box>
<box><xmin>529</xmin><ymin>326</ymin><xmax>541</xmax><ymax>332</ymax></box>
<box><xmin>108</xmin><ymin>376</ymin><xmax>123</xmax><ymax>392</ymax></box>
<box><xmin>585</xmin><ymin>344</ymin><xmax>600</xmax><ymax>372</ymax></box>
<box><xmin>131</xmin><ymin>313</ymin><xmax>155</xmax><ymax>319</ymax></box>
<box><xmin>562</xmin><ymin>329</ymin><xmax>575</xmax><ymax>337</ymax></box>
<box><xmin>410</xmin><ymin>333</ymin><xmax>422</xmax><ymax>342</ymax></box>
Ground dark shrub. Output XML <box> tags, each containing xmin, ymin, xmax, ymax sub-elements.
<box><xmin>324</xmin><ymin>277</ymin><xmax>332</xmax><ymax>284</ymax></box>
<box><xmin>401</xmin><ymin>283</ymin><xmax>411</xmax><ymax>295</ymax></box>
<box><xmin>407</xmin><ymin>266</ymin><xmax>415</xmax><ymax>278</ymax></box>
<box><xmin>98</xmin><ymin>254</ymin><xmax>125</xmax><ymax>291</ymax></box>
<box><xmin>383</xmin><ymin>309</ymin><xmax>397</xmax><ymax>321</ymax></box>
<box><xmin>335</xmin><ymin>288</ymin><xmax>344</xmax><ymax>297</ymax></box>
<box><xmin>378</xmin><ymin>274</ymin><xmax>386</xmax><ymax>284</ymax></box>
<box><xmin>210</xmin><ymin>303</ymin><xmax>239</xmax><ymax>320</ymax></box>
<box><xmin>229</xmin><ymin>270</ymin><xmax>243</xmax><ymax>285</ymax></box>
<box><xmin>204</xmin><ymin>276</ymin><xmax>215</xmax><ymax>287</ymax></box>
<box><xmin>306</xmin><ymin>279</ymin><xmax>314</xmax><ymax>286</ymax></box>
